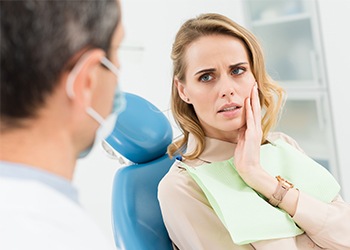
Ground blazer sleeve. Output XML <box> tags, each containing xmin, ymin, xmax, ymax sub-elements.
<box><xmin>292</xmin><ymin>192</ymin><xmax>350</xmax><ymax>249</ymax></box>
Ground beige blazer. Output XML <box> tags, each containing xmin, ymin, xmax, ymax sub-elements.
<box><xmin>158</xmin><ymin>132</ymin><xmax>350</xmax><ymax>250</ymax></box>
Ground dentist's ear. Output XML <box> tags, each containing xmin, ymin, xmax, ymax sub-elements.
<box><xmin>175</xmin><ymin>78</ymin><xmax>191</xmax><ymax>103</ymax></box>
<box><xmin>65</xmin><ymin>49</ymin><xmax>105</xmax><ymax>107</ymax></box>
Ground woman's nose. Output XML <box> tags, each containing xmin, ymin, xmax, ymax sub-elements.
<box><xmin>221</xmin><ymin>90</ymin><xmax>234</xmax><ymax>98</ymax></box>
<box><xmin>220</xmin><ymin>79</ymin><xmax>235</xmax><ymax>98</ymax></box>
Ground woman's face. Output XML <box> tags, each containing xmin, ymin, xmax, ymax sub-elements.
<box><xmin>176</xmin><ymin>34</ymin><xmax>256</xmax><ymax>142</ymax></box>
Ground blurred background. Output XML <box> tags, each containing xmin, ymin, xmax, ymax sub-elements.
<box><xmin>73</xmin><ymin>0</ymin><xmax>350</xmax><ymax>246</ymax></box>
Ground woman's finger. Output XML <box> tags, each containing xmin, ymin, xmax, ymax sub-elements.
<box><xmin>251</xmin><ymin>83</ymin><xmax>261</xmax><ymax>127</ymax></box>
<box><xmin>245</xmin><ymin>97</ymin><xmax>254</xmax><ymax>130</ymax></box>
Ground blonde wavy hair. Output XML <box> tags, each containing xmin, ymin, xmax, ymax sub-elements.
<box><xmin>168</xmin><ymin>13</ymin><xmax>285</xmax><ymax>160</ymax></box>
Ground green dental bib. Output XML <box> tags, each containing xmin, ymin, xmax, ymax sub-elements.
<box><xmin>182</xmin><ymin>139</ymin><xmax>340</xmax><ymax>245</ymax></box>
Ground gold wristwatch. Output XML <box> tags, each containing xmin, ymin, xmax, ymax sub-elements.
<box><xmin>268</xmin><ymin>175</ymin><xmax>294</xmax><ymax>207</ymax></box>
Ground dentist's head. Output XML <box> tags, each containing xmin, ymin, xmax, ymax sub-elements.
<box><xmin>0</xmin><ymin>0</ymin><xmax>125</xmax><ymax>179</ymax></box>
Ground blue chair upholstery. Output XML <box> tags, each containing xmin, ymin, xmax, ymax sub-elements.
<box><xmin>103</xmin><ymin>92</ymin><xmax>175</xmax><ymax>250</ymax></box>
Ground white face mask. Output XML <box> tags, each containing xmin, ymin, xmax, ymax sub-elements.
<box><xmin>65</xmin><ymin>52</ymin><xmax>126</xmax><ymax>158</ymax></box>
<box><xmin>82</xmin><ymin>90</ymin><xmax>125</xmax><ymax>158</ymax></box>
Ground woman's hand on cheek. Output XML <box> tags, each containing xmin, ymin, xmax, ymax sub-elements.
<box><xmin>233</xmin><ymin>83</ymin><xmax>264</xmax><ymax>186</ymax></box>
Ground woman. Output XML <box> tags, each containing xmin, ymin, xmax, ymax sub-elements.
<box><xmin>158</xmin><ymin>13</ymin><xmax>350</xmax><ymax>250</ymax></box>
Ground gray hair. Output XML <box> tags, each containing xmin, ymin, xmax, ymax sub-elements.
<box><xmin>0</xmin><ymin>0</ymin><xmax>120</xmax><ymax>129</ymax></box>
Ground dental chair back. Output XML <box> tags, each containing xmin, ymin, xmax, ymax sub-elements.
<box><xmin>103</xmin><ymin>92</ymin><xmax>174</xmax><ymax>250</ymax></box>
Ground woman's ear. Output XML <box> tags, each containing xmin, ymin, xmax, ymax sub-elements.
<box><xmin>175</xmin><ymin>78</ymin><xmax>190</xmax><ymax>103</ymax></box>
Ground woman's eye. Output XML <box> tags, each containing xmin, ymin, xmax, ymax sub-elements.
<box><xmin>199</xmin><ymin>74</ymin><xmax>213</xmax><ymax>82</ymax></box>
<box><xmin>231</xmin><ymin>67</ymin><xmax>245</xmax><ymax>75</ymax></box>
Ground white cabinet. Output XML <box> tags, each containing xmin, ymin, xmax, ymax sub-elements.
<box><xmin>244</xmin><ymin>0</ymin><xmax>341</xmax><ymax>183</ymax></box>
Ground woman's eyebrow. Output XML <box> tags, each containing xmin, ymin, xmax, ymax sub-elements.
<box><xmin>194</xmin><ymin>62</ymin><xmax>250</xmax><ymax>76</ymax></box>
<box><xmin>194</xmin><ymin>68</ymin><xmax>216</xmax><ymax>76</ymax></box>
<box><xmin>228</xmin><ymin>62</ymin><xmax>249</xmax><ymax>69</ymax></box>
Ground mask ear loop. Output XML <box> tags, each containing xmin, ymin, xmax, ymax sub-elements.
<box><xmin>90</xmin><ymin>56</ymin><xmax>121</xmax><ymax>124</ymax></box>
<box><xmin>100</xmin><ymin>57</ymin><xmax>120</xmax><ymax>76</ymax></box>
<box><xmin>65</xmin><ymin>51</ymin><xmax>105</xmax><ymax>125</ymax></box>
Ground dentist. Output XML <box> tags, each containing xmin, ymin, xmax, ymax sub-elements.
<box><xmin>0</xmin><ymin>0</ymin><xmax>125</xmax><ymax>249</ymax></box>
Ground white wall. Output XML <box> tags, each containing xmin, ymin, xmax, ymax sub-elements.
<box><xmin>73</xmin><ymin>0</ymin><xmax>350</xmax><ymax>246</ymax></box>
<box><xmin>317</xmin><ymin>0</ymin><xmax>350</xmax><ymax>202</ymax></box>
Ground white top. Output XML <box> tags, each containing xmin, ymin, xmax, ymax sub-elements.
<box><xmin>0</xmin><ymin>161</ymin><xmax>115</xmax><ymax>250</ymax></box>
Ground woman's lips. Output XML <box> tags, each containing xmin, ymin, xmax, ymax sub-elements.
<box><xmin>218</xmin><ymin>103</ymin><xmax>242</xmax><ymax>113</ymax></box>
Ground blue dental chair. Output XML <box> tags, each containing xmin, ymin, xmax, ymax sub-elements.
<box><xmin>102</xmin><ymin>92</ymin><xmax>175</xmax><ymax>250</ymax></box>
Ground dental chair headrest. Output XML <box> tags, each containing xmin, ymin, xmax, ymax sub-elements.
<box><xmin>102</xmin><ymin>92</ymin><xmax>173</xmax><ymax>164</ymax></box>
